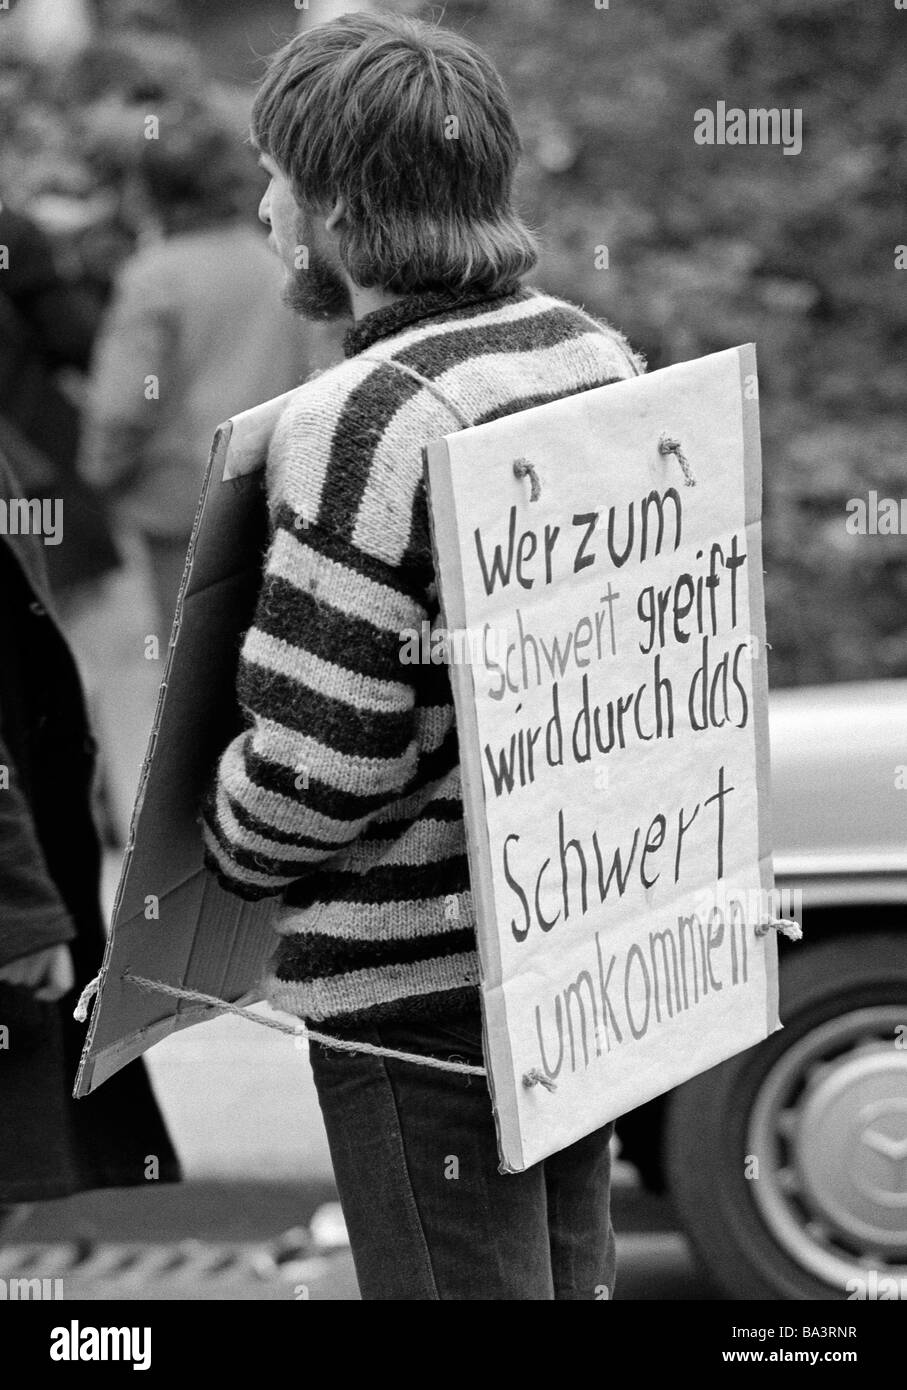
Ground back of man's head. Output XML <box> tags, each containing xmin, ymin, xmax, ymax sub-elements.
<box><xmin>251</xmin><ymin>10</ymin><xmax>538</xmax><ymax>296</ymax></box>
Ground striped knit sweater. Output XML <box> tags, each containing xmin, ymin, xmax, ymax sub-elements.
<box><xmin>200</xmin><ymin>280</ymin><xmax>643</xmax><ymax>1030</ymax></box>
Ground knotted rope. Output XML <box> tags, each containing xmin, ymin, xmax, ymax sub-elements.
<box><xmin>522</xmin><ymin>1068</ymin><xmax>558</xmax><ymax>1092</ymax></box>
<box><xmin>73</xmin><ymin>973</ymin><xmax>101</xmax><ymax>1023</ymax></box>
<box><xmin>754</xmin><ymin>917</ymin><xmax>802</xmax><ymax>942</ymax></box>
<box><xmin>122</xmin><ymin>973</ymin><xmax>488</xmax><ymax>1077</ymax></box>
<box><xmin>74</xmin><ymin>906</ymin><xmax>800</xmax><ymax>1092</ymax></box>
<box><xmin>512</xmin><ymin>457</ymin><xmax>541</xmax><ymax>501</ymax></box>
<box><xmin>658</xmin><ymin>433</ymin><xmax>696</xmax><ymax>487</ymax></box>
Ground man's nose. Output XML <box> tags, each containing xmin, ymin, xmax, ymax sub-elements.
<box><xmin>258</xmin><ymin>189</ymin><xmax>271</xmax><ymax>227</ymax></box>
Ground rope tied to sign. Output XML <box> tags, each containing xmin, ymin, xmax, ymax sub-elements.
<box><xmin>113</xmin><ymin>975</ymin><xmax>567</xmax><ymax>1091</ymax></box>
<box><xmin>754</xmin><ymin>917</ymin><xmax>802</xmax><ymax>942</ymax></box>
<box><xmin>658</xmin><ymin>433</ymin><xmax>696</xmax><ymax>487</ymax></box>
<box><xmin>514</xmin><ymin>436</ymin><xmax>694</xmax><ymax>503</ymax></box>
<box><xmin>73</xmin><ymin>972</ymin><xmax>101</xmax><ymax>1023</ymax></box>
<box><xmin>513</xmin><ymin>457</ymin><xmax>541</xmax><ymax>501</ymax></box>
<box><xmin>522</xmin><ymin>1068</ymin><xmax>558</xmax><ymax>1092</ymax></box>
<box><xmin>70</xmin><ymin>978</ymin><xmax>561</xmax><ymax>1095</ymax></box>
<box><xmin>78</xmin><ymin>917</ymin><xmax>801</xmax><ymax>1089</ymax></box>
<box><xmin>120</xmin><ymin>973</ymin><xmax>490</xmax><ymax>1077</ymax></box>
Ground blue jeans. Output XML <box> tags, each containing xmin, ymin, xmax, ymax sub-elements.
<box><xmin>308</xmin><ymin>1002</ymin><xmax>617</xmax><ymax>1300</ymax></box>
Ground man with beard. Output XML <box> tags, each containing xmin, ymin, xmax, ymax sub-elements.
<box><xmin>200</xmin><ymin>9</ymin><xmax>643</xmax><ymax>1301</ymax></box>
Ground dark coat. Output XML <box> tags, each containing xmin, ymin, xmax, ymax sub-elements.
<box><xmin>0</xmin><ymin>450</ymin><xmax>180</xmax><ymax>1200</ymax></box>
<box><xmin>0</xmin><ymin>204</ymin><xmax>119</xmax><ymax>594</ymax></box>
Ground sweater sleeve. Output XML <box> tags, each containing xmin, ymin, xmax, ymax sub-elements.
<box><xmin>199</xmin><ymin>502</ymin><xmax>430</xmax><ymax>900</ymax></box>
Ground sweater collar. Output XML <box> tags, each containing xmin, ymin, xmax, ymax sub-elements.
<box><xmin>342</xmin><ymin>280</ymin><xmax>529</xmax><ymax>358</ymax></box>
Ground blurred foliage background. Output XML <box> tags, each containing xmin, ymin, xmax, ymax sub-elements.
<box><xmin>160</xmin><ymin>0</ymin><xmax>907</xmax><ymax>688</ymax></box>
<box><xmin>4</xmin><ymin>0</ymin><xmax>906</xmax><ymax>688</ymax></box>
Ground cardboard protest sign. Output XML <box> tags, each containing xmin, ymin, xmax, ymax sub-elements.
<box><xmin>74</xmin><ymin>392</ymin><xmax>297</xmax><ymax>1097</ymax></box>
<box><xmin>425</xmin><ymin>345</ymin><xmax>779</xmax><ymax>1173</ymax></box>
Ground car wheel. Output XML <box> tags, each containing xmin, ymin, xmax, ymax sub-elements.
<box><xmin>664</xmin><ymin>932</ymin><xmax>907</xmax><ymax>1299</ymax></box>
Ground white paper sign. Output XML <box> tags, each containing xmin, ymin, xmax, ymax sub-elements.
<box><xmin>425</xmin><ymin>345</ymin><xmax>779</xmax><ymax>1172</ymax></box>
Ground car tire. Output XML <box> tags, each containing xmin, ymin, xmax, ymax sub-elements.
<box><xmin>664</xmin><ymin>932</ymin><xmax>907</xmax><ymax>1300</ymax></box>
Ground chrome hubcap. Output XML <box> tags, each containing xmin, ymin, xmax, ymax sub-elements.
<box><xmin>748</xmin><ymin>1006</ymin><xmax>907</xmax><ymax>1291</ymax></box>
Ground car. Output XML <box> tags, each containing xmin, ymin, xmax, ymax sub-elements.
<box><xmin>616</xmin><ymin>678</ymin><xmax>907</xmax><ymax>1300</ymax></box>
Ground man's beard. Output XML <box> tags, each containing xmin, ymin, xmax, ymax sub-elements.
<box><xmin>281</xmin><ymin>251</ymin><xmax>352</xmax><ymax>321</ymax></box>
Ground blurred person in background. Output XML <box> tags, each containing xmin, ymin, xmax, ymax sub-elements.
<box><xmin>0</xmin><ymin>447</ymin><xmax>180</xmax><ymax>1229</ymax></box>
<box><xmin>0</xmin><ymin>197</ymin><xmax>125</xmax><ymax>839</ymax></box>
<box><xmin>0</xmin><ymin>198</ymin><xmax>120</xmax><ymax>609</ymax></box>
<box><xmin>0</xmin><ymin>14</ymin><xmax>341</xmax><ymax>843</ymax></box>
<box><xmin>78</xmin><ymin>100</ymin><xmax>319</xmax><ymax>638</ymax></box>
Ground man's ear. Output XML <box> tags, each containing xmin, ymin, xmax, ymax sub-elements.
<box><xmin>324</xmin><ymin>197</ymin><xmax>348</xmax><ymax>234</ymax></box>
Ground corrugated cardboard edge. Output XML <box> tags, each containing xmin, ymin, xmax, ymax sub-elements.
<box><xmin>73</xmin><ymin>422</ymin><xmax>235</xmax><ymax>1097</ymax></box>
<box><xmin>75</xmin><ymin>385</ymin><xmax>308</xmax><ymax>1097</ymax></box>
<box><xmin>423</xmin><ymin>439</ymin><xmax>525</xmax><ymax>1174</ymax></box>
<box><xmin>737</xmin><ymin>342</ymin><xmax>782</xmax><ymax>1038</ymax></box>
